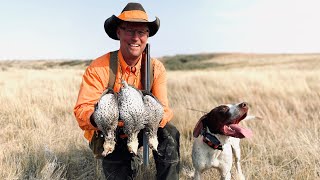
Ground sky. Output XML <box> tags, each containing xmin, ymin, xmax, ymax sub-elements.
<box><xmin>1</xmin><ymin>0</ymin><xmax>320</xmax><ymax>60</ymax></box>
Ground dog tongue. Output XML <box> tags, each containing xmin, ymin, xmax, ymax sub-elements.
<box><xmin>226</xmin><ymin>124</ymin><xmax>253</xmax><ymax>138</ymax></box>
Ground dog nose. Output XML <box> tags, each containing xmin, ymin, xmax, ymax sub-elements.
<box><xmin>240</xmin><ymin>102</ymin><xmax>247</xmax><ymax>108</ymax></box>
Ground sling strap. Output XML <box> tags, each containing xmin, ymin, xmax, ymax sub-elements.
<box><xmin>108</xmin><ymin>50</ymin><xmax>119</xmax><ymax>89</ymax></box>
<box><xmin>108</xmin><ymin>50</ymin><xmax>154</xmax><ymax>91</ymax></box>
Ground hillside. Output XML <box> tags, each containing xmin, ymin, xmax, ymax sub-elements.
<box><xmin>1</xmin><ymin>53</ymin><xmax>320</xmax><ymax>71</ymax></box>
<box><xmin>0</xmin><ymin>53</ymin><xmax>319</xmax><ymax>179</ymax></box>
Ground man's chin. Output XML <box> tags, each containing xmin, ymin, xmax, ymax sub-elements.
<box><xmin>128</xmin><ymin>51</ymin><xmax>143</xmax><ymax>57</ymax></box>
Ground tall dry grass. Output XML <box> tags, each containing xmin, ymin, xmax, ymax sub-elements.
<box><xmin>0</xmin><ymin>54</ymin><xmax>319</xmax><ymax>180</ymax></box>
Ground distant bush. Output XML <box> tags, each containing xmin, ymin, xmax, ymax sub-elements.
<box><xmin>58</xmin><ymin>60</ymin><xmax>91</xmax><ymax>67</ymax></box>
<box><xmin>161</xmin><ymin>54</ymin><xmax>222</xmax><ymax>70</ymax></box>
<box><xmin>1</xmin><ymin>67</ymin><xmax>8</xmax><ymax>71</ymax></box>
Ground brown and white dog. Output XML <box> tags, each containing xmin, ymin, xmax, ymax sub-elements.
<box><xmin>192</xmin><ymin>102</ymin><xmax>253</xmax><ymax>180</ymax></box>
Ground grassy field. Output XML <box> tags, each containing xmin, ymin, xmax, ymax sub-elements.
<box><xmin>0</xmin><ymin>53</ymin><xmax>319</xmax><ymax>179</ymax></box>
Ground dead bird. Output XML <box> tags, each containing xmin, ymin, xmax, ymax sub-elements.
<box><xmin>93</xmin><ymin>88</ymin><xmax>119</xmax><ymax>156</ymax></box>
<box><xmin>142</xmin><ymin>91</ymin><xmax>164</xmax><ymax>151</ymax></box>
<box><xmin>118</xmin><ymin>80</ymin><xmax>147</xmax><ymax>154</ymax></box>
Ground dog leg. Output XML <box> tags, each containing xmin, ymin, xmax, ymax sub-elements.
<box><xmin>193</xmin><ymin>170</ymin><xmax>201</xmax><ymax>180</ymax></box>
<box><xmin>212</xmin><ymin>150</ymin><xmax>222</xmax><ymax>167</ymax></box>
<box><xmin>231</xmin><ymin>139</ymin><xmax>245</xmax><ymax>180</ymax></box>
<box><xmin>216</xmin><ymin>144</ymin><xmax>233</xmax><ymax>180</ymax></box>
<box><xmin>234</xmin><ymin>150</ymin><xmax>245</xmax><ymax>180</ymax></box>
<box><xmin>219</xmin><ymin>169</ymin><xmax>231</xmax><ymax>180</ymax></box>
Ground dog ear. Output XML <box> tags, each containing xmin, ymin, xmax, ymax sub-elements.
<box><xmin>193</xmin><ymin>114</ymin><xmax>207</xmax><ymax>138</ymax></box>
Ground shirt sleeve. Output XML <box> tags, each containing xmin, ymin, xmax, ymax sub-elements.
<box><xmin>73</xmin><ymin>65</ymin><xmax>106</xmax><ymax>131</ymax></box>
<box><xmin>152</xmin><ymin>59</ymin><xmax>174</xmax><ymax>128</ymax></box>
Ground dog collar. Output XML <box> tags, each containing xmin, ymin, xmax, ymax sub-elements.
<box><xmin>201</xmin><ymin>129</ymin><xmax>223</xmax><ymax>150</ymax></box>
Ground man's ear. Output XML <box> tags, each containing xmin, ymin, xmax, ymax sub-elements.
<box><xmin>116</xmin><ymin>28</ymin><xmax>120</xmax><ymax>39</ymax></box>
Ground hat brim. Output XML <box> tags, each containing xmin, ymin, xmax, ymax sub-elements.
<box><xmin>104</xmin><ymin>15</ymin><xmax>160</xmax><ymax>40</ymax></box>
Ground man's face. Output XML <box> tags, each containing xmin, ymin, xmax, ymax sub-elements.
<box><xmin>117</xmin><ymin>22</ymin><xmax>149</xmax><ymax>61</ymax></box>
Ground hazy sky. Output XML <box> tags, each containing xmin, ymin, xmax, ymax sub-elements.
<box><xmin>1</xmin><ymin>0</ymin><xmax>320</xmax><ymax>60</ymax></box>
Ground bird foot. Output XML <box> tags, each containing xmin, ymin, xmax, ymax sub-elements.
<box><xmin>102</xmin><ymin>140</ymin><xmax>116</xmax><ymax>156</ymax></box>
<box><xmin>148</xmin><ymin>136</ymin><xmax>159</xmax><ymax>151</ymax></box>
<box><xmin>128</xmin><ymin>140</ymin><xmax>139</xmax><ymax>155</ymax></box>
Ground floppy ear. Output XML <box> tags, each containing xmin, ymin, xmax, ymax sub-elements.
<box><xmin>193</xmin><ymin>114</ymin><xmax>207</xmax><ymax>138</ymax></box>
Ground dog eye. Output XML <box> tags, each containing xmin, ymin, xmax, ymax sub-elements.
<box><xmin>219</xmin><ymin>106</ymin><xmax>229</xmax><ymax>113</ymax></box>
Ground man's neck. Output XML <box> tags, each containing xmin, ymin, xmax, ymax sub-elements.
<box><xmin>123</xmin><ymin>55</ymin><xmax>142</xmax><ymax>67</ymax></box>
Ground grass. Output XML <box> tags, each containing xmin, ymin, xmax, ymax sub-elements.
<box><xmin>0</xmin><ymin>53</ymin><xmax>319</xmax><ymax>179</ymax></box>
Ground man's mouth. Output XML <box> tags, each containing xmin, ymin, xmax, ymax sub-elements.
<box><xmin>129</xmin><ymin>44</ymin><xmax>140</xmax><ymax>47</ymax></box>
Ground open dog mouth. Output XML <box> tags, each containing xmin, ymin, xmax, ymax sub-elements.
<box><xmin>221</xmin><ymin>112</ymin><xmax>253</xmax><ymax>138</ymax></box>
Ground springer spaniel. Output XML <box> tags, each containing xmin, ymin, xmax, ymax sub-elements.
<box><xmin>192</xmin><ymin>102</ymin><xmax>254</xmax><ymax>180</ymax></box>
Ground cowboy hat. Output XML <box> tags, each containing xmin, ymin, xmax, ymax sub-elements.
<box><xmin>104</xmin><ymin>2</ymin><xmax>160</xmax><ymax>40</ymax></box>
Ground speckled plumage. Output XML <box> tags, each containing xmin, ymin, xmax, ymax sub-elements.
<box><xmin>143</xmin><ymin>94</ymin><xmax>163</xmax><ymax>150</ymax></box>
<box><xmin>93</xmin><ymin>88</ymin><xmax>119</xmax><ymax>156</ymax></box>
<box><xmin>118</xmin><ymin>80</ymin><xmax>147</xmax><ymax>154</ymax></box>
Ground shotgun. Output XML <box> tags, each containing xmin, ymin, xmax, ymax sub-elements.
<box><xmin>143</xmin><ymin>43</ymin><xmax>151</xmax><ymax>166</ymax></box>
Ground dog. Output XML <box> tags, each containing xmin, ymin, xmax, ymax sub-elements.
<box><xmin>192</xmin><ymin>102</ymin><xmax>254</xmax><ymax>180</ymax></box>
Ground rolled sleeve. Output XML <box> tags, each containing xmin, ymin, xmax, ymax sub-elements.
<box><xmin>152</xmin><ymin>59</ymin><xmax>174</xmax><ymax>128</ymax></box>
<box><xmin>74</xmin><ymin>65</ymin><xmax>105</xmax><ymax>131</ymax></box>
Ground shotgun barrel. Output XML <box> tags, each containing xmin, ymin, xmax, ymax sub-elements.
<box><xmin>143</xmin><ymin>43</ymin><xmax>151</xmax><ymax>166</ymax></box>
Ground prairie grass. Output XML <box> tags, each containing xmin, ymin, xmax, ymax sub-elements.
<box><xmin>0</xmin><ymin>54</ymin><xmax>319</xmax><ymax>179</ymax></box>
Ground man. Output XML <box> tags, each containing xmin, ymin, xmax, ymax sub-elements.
<box><xmin>74</xmin><ymin>2</ymin><xmax>180</xmax><ymax>180</ymax></box>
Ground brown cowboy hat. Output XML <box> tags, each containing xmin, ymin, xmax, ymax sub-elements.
<box><xmin>104</xmin><ymin>2</ymin><xmax>160</xmax><ymax>40</ymax></box>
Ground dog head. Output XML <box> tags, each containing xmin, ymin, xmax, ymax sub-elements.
<box><xmin>193</xmin><ymin>102</ymin><xmax>253</xmax><ymax>138</ymax></box>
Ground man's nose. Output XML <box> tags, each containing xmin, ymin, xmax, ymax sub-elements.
<box><xmin>131</xmin><ymin>31</ymin><xmax>140</xmax><ymax>38</ymax></box>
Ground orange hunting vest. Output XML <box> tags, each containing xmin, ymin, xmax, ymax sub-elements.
<box><xmin>74</xmin><ymin>50</ymin><xmax>173</xmax><ymax>141</ymax></box>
